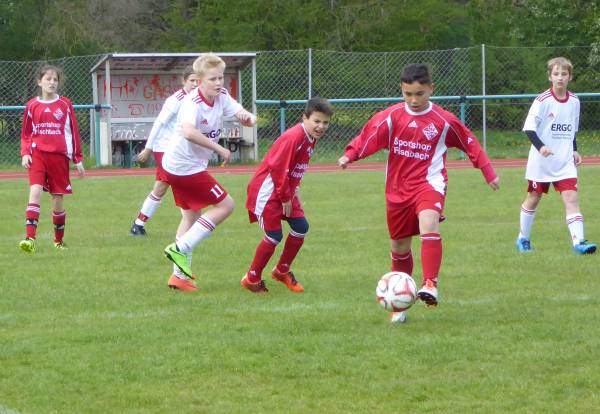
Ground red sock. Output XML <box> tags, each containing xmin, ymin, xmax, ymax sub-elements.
<box><xmin>421</xmin><ymin>233</ymin><xmax>442</xmax><ymax>286</ymax></box>
<box><xmin>247</xmin><ymin>236</ymin><xmax>278</xmax><ymax>283</ymax></box>
<box><xmin>52</xmin><ymin>210</ymin><xmax>66</xmax><ymax>243</ymax></box>
<box><xmin>276</xmin><ymin>233</ymin><xmax>304</xmax><ymax>273</ymax></box>
<box><xmin>25</xmin><ymin>203</ymin><xmax>40</xmax><ymax>239</ymax></box>
<box><xmin>391</xmin><ymin>250</ymin><xmax>413</xmax><ymax>274</ymax></box>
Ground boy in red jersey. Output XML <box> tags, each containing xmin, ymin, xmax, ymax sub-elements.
<box><xmin>516</xmin><ymin>57</ymin><xmax>596</xmax><ymax>255</ymax></box>
<box><xmin>19</xmin><ymin>65</ymin><xmax>85</xmax><ymax>253</ymax></box>
<box><xmin>338</xmin><ymin>64</ymin><xmax>499</xmax><ymax>322</ymax></box>
<box><xmin>242</xmin><ymin>97</ymin><xmax>333</xmax><ymax>293</ymax></box>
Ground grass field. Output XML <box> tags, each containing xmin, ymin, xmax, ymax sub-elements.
<box><xmin>1</xmin><ymin>166</ymin><xmax>599</xmax><ymax>413</ymax></box>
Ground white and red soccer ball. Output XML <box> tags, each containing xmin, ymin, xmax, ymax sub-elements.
<box><xmin>376</xmin><ymin>272</ymin><xmax>417</xmax><ymax>312</ymax></box>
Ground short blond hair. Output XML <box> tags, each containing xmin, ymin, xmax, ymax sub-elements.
<box><xmin>547</xmin><ymin>57</ymin><xmax>573</xmax><ymax>77</ymax></box>
<box><xmin>193</xmin><ymin>54</ymin><xmax>225</xmax><ymax>77</ymax></box>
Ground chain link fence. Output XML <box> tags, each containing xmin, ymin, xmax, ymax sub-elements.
<box><xmin>0</xmin><ymin>54</ymin><xmax>102</xmax><ymax>167</ymax></box>
<box><xmin>2</xmin><ymin>46</ymin><xmax>599</xmax><ymax>166</ymax></box>
<box><xmin>252</xmin><ymin>46</ymin><xmax>600</xmax><ymax>162</ymax></box>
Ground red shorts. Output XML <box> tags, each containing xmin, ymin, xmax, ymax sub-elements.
<box><xmin>248</xmin><ymin>197</ymin><xmax>304</xmax><ymax>232</ymax></box>
<box><xmin>386</xmin><ymin>191</ymin><xmax>445</xmax><ymax>240</ymax></box>
<box><xmin>166</xmin><ymin>170</ymin><xmax>228</xmax><ymax>211</ymax></box>
<box><xmin>28</xmin><ymin>150</ymin><xmax>72</xmax><ymax>194</ymax></box>
<box><xmin>153</xmin><ymin>152</ymin><xmax>169</xmax><ymax>183</ymax></box>
<box><xmin>527</xmin><ymin>178</ymin><xmax>577</xmax><ymax>194</ymax></box>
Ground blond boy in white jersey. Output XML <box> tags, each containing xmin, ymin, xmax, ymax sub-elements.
<box><xmin>516</xmin><ymin>57</ymin><xmax>596</xmax><ymax>254</ymax></box>
<box><xmin>161</xmin><ymin>54</ymin><xmax>256</xmax><ymax>292</ymax></box>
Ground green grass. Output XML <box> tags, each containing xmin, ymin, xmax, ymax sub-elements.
<box><xmin>1</xmin><ymin>166</ymin><xmax>599</xmax><ymax>413</ymax></box>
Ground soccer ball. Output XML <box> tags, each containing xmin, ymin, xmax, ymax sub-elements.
<box><xmin>376</xmin><ymin>272</ymin><xmax>417</xmax><ymax>312</ymax></box>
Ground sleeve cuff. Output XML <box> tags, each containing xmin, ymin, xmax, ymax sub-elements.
<box><xmin>481</xmin><ymin>163</ymin><xmax>497</xmax><ymax>183</ymax></box>
<box><xmin>344</xmin><ymin>149</ymin><xmax>358</xmax><ymax>162</ymax></box>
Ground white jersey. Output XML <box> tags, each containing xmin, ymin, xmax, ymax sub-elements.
<box><xmin>523</xmin><ymin>89</ymin><xmax>579</xmax><ymax>182</ymax></box>
<box><xmin>162</xmin><ymin>87</ymin><xmax>242</xmax><ymax>175</ymax></box>
<box><xmin>145</xmin><ymin>88</ymin><xmax>187</xmax><ymax>153</ymax></box>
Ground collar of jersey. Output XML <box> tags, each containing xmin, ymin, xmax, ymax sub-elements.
<box><xmin>37</xmin><ymin>95</ymin><xmax>60</xmax><ymax>104</ymax></box>
<box><xmin>550</xmin><ymin>88</ymin><xmax>569</xmax><ymax>103</ymax></box>
<box><xmin>405</xmin><ymin>101</ymin><xmax>432</xmax><ymax>116</ymax></box>
<box><xmin>197</xmin><ymin>88</ymin><xmax>215</xmax><ymax>107</ymax></box>
<box><xmin>301</xmin><ymin>123</ymin><xmax>315</xmax><ymax>143</ymax></box>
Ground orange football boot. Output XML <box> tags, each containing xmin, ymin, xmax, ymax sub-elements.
<box><xmin>271</xmin><ymin>268</ymin><xmax>304</xmax><ymax>292</ymax></box>
<box><xmin>240</xmin><ymin>274</ymin><xmax>269</xmax><ymax>293</ymax></box>
<box><xmin>167</xmin><ymin>274</ymin><xmax>198</xmax><ymax>292</ymax></box>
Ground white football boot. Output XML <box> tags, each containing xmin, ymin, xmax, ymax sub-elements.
<box><xmin>417</xmin><ymin>279</ymin><xmax>438</xmax><ymax>307</ymax></box>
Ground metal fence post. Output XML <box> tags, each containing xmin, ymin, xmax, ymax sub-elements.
<box><xmin>94</xmin><ymin>104</ymin><xmax>102</xmax><ymax>167</ymax></box>
<box><xmin>279</xmin><ymin>99</ymin><xmax>287</xmax><ymax>135</ymax></box>
<box><xmin>308</xmin><ymin>48</ymin><xmax>312</xmax><ymax>99</ymax></box>
<box><xmin>481</xmin><ymin>44</ymin><xmax>487</xmax><ymax>151</ymax></box>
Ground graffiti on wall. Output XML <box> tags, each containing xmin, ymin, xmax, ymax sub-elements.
<box><xmin>98</xmin><ymin>73</ymin><xmax>237</xmax><ymax>119</ymax></box>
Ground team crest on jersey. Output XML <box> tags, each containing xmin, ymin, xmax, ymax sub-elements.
<box><xmin>307</xmin><ymin>147</ymin><xmax>314</xmax><ymax>157</ymax></box>
<box><xmin>201</xmin><ymin>119</ymin><xmax>208</xmax><ymax>125</ymax></box>
<box><xmin>422</xmin><ymin>123</ymin><xmax>439</xmax><ymax>141</ymax></box>
<box><xmin>53</xmin><ymin>108</ymin><xmax>64</xmax><ymax>120</ymax></box>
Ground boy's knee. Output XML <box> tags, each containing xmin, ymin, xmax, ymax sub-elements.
<box><xmin>266</xmin><ymin>229</ymin><xmax>283</xmax><ymax>243</ymax></box>
<box><xmin>288</xmin><ymin>217</ymin><xmax>309</xmax><ymax>235</ymax></box>
<box><xmin>222</xmin><ymin>195</ymin><xmax>235</xmax><ymax>214</ymax></box>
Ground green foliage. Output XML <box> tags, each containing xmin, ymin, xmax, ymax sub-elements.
<box><xmin>1</xmin><ymin>167</ymin><xmax>600</xmax><ymax>412</ymax></box>
<box><xmin>1</xmin><ymin>0</ymin><xmax>600</xmax><ymax>60</ymax></box>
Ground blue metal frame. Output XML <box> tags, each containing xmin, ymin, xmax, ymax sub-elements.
<box><xmin>257</xmin><ymin>93</ymin><xmax>600</xmax><ymax>136</ymax></box>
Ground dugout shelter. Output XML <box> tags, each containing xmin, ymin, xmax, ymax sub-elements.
<box><xmin>90</xmin><ymin>52</ymin><xmax>257</xmax><ymax>166</ymax></box>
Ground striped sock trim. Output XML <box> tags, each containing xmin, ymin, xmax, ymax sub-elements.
<box><xmin>26</xmin><ymin>203</ymin><xmax>40</xmax><ymax>214</ymax></box>
<box><xmin>264</xmin><ymin>235</ymin><xmax>280</xmax><ymax>245</ymax></box>
<box><xmin>149</xmin><ymin>192</ymin><xmax>162</xmax><ymax>202</ymax></box>
<box><xmin>521</xmin><ymin>205</ymin><xmax>535</xmax><ymax>215</ymax></box>
<box><xmin>566</xmin><ymin>214</ymin><xmax>583</xmax><ymax>225</ymax></box>
<box><xmin>391</xmin><ymin>251</ymin><xmax>411</xmax><ymax>260</ymax></box>
<box><xmin>289</xmin><ymin>230</ymin><xmax>306</xmax><ymax>238</ymax></box>
<box><xmin>420</xmin><ymin>233</ymin><xmax>441</xmax><ymax>241</ymax></box>
<box><xmin>197</xmin><ymin>216</ymin><xmax>216</xmax><ymax>232</ymax></box>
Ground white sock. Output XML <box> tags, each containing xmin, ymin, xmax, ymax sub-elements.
<box><xmin>519</xmin><ymin>205</ymin><xmax>536</xmax><ymax>239</ymax></box>
<box><xmin>173</xmin><ymin>265</ymin><xmax>187</xmax><ymax>280</ymax></box>
<box><xmin>135</xmin><ymin>192</ymin><xmax>162</xmax><ymax>226</ymax></box>
<box><xmin>176</xmin><ymin>216</ymin><xmax>216</xmax><ymax>253</ymax></box>
<box><xmin>566</xmin><ymin>213</ymin><xmax>584</xmax><ymax>245</ymax></box>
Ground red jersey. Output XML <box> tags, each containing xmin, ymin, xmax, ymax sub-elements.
<box><xmin>344</xmin><ymin>102</ymin><xmax>496</xmax><ymax>204</ymax></box>
<box><xmin>20</xmin><ymin>95</ymin><xmax>83</xmax><ymax>163</ymax></box>
<box><xmin>246</xmin><ymin>123</ymin><xmax>316</xmax><ymax>216</ymax></box>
